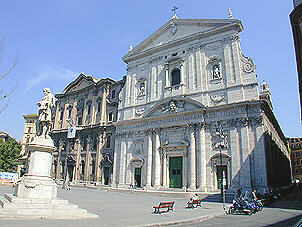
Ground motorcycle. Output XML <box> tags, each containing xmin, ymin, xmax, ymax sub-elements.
<box><xmin>228</xmin><ymin>198</ymin><xmax>258</xmax><ymax>215</ymax></box>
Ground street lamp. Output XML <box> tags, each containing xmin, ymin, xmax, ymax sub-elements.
<box><xmin>62</xmin><ymin>119</ymin><xmax>76</xmax><ymax>189</ymax></box>
<box><xmin>215</xmin><ymin>122</ymin><xmax>226</xmax><ymax>210</ymax></box>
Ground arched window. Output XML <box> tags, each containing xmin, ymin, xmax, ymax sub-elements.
<box><xmin>171</xmin><ymin>68</ymin><xmax>181</xmax><ymax>86</ymax></box>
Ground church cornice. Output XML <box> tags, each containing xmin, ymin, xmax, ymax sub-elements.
<box><xmin>115</xmin><ymin>100</ymin><xmax>262</xmax><ymax>129</ymax></box>
<box><xmin>123</xmin><ymin>19</ymin><xmax>243</xmax><ymax>64</ymax></box>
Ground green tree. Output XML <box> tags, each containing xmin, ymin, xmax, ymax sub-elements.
<box><xmin>0</xmin><ymin>138</ymin><xmax>21</xmax><ymax>172</ymax></box>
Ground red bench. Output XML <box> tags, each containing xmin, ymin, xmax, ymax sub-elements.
<box><xmin>153</xmin><ymin>201</ymin><xmax>175</xmax><ymax>213</ymax></box>
<box><xmin>187</xmin><ymin>199</ymin><xmax>202</xmax><ymax>208</ymax></box>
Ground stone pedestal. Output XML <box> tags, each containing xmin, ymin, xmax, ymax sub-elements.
<box><xmin>14</xmin><ymin>137</ymin><xmax>57</xmax><ymax>199</ymax></box>
<box><xmin>0</xmin><ymin>136</ymin><xmax>97</xmax><ymax>219</ymax></box>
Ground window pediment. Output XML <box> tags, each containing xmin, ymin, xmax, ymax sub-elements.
<box><xmin>143</xmin><ymin>97</ymin><xmax>205</xmax><ymax>118</ymax></box>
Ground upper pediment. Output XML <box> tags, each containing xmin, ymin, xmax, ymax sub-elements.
<box><xmin>62</xmin><ymin>73</ymin><xmax>99</xmax><ymax>94</ymax></box>
<box><xmin>143</xmin><ymin>97</ymin><xmax>206</xmax><ymax>118</ymax></box>
<box><xmin>123</xmin><ymin>18</ymin><xmax>243</xmax><ymax>63</ymax></box>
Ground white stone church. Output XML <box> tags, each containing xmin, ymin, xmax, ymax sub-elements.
<box><xmin>112</xmin><ymin>14</ymin><xmax>291</xmax><ymax>192</ymax></box>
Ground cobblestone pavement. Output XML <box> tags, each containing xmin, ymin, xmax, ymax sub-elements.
<box><xmin>0</xmin><ymin>185</ymin><xmax>224</xmax><ymax>227</ymax></box>
<box><xmin>1</xmin><ymin>185</ymin><xmax>301</xmax><ymax>227</ymax></box>
<box><xmin>173</xmin><ymin>186</ymin><xmax>302</xmax><ymax>227</ymax></box>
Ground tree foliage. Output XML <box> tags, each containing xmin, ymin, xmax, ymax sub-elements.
<box><xmin>0</xmin><ymin>138</ymin><xmax>21</xmax><ymax>172</ymax></box>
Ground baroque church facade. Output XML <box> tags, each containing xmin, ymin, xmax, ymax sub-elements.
<box><xmin>48</xmin><ymin>13</ymin><xmax>291</xmax><ymax>191</ymax></box>
<box><xmin>113</xmin><ymin>15</ymin><xmax>291</xmax><ymax>191</ymax></box>
<box><xmin>51</xmin><ymin>74</ymin><xmax>123</xmax><ymax>185</ymax></box>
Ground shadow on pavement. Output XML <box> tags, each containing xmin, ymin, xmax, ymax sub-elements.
<box><xmin>266</xmin><ymin>214</ymin><xmax>302</xmax><ymax>227</ymax></box>
<box><xmin>200</xmin><ymin>193</ymin><xmax>234</xmax><ymax>203</ymax></box>
<box><xmin>268</xmin><ymin>187</ymin><xmax>302</xmax><ymax>211</ymax></box>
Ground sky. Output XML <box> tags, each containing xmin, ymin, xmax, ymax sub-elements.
<box><xmin>0</xmin><ymin>0</ymin><xmax>300</xmax><ymax>141</ymax></box>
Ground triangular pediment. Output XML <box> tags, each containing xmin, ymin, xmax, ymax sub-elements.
<box><xmin>143</xmin><ymin>97</ymin><xmax>206</xmax><ymax>118</ymax></box>
<box><xmin>123</xmin><ymin>18</ymin><xmax>242</xmax><ymax>62</ymax></box>
<box><xmin>62</xmin><ymin>73</ymin><xmax>99</xmax><ymax>94</ymax></box>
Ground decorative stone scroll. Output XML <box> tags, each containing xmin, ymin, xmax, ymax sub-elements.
<box><xmin>210</xmin><ymin>93</ymin><xmax>225</xmax><ymax>103</ymax></box>
<box><xmin>240</xmin><ymin>52</ymin><xmax>255</xmax><ymax>73</ymax></box>
<box><xmin>135</xmin><ymin>107</ymin><xmax>145</xmax><ymax>116</ymax></box>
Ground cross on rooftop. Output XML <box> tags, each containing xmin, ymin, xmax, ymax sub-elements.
<box><xmin>172</xmin><ymin>6</ymin><xmax>178</xmax><ymax>16</ymax></box>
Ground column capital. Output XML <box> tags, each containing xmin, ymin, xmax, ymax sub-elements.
<box><xmin>186</xmin><ymin>123</ymin><xmax>196</xmax><ymax>134</ymax></box>
<box><xmin>145</xmin><ymin>129</ymin><xmax>153</xmax><ymax>135</ymax></box>
<box><xmin>196</xmin><ymin>122</ymin><xmax>206</xmax><ymax>129</ymax></box>
<box><xmin>75</xmin><ymin>138</ymin><xmax>80</xmax><ymax>144</ymax></box>
<box><xmin>153</xmin><ymin>128</ymin><xmax>161</xmax><ymax>134</ymax></box>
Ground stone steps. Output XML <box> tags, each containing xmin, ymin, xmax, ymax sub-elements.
<box><xmin>0</xmin><ymin>196</ymin><xmax>78</xmax><ymax>209</ymax></box>
<box><xmin>3</xmin><ymin>194</ymin><xmax>69</xmax><ymax>205</ymax></box>
<box><xmin>0</xmin><ymin>194</ymin><xmax>98</xmax><ymax>219</ymax></box>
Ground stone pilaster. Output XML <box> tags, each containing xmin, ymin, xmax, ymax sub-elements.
<box><xmin>84</xmin><ymin>136</ymin><xmax>93</xmax><ymax>181</ymax></box>
<box><xmin>73</xmin><ymin>138</ymin><xmax>81</xmax><ymax>183</ymax></box>
<box><xmin>240</xmin><ymin>122</ymin><xmax>251</xmax><ymax>189</ymax></box>
<box><xmin>112</xmin><ymin>134</ymin><xmax>120</xmax><ymax>187</ymax></box>
<box><xmin>95</xmin><ymin>132</ymin><xmax>105</xmax><ymax>183</ymax></box>
<box><xmin>145</xmin><ymin>130</ymin><xmax>153</xmax><ymax>188</ymax></box>
<box><xmin>188</xmin><ymin>124</ymin><xmax>196</xmax><ymax>190</ymax></box>
<box><xmin>100</xmin><ymin>87</ymin><xmax>108</xmax><ymax>124</ymax></box>
<box><xmin>118</xmin><ymin>135</ymin><xmax>126</xmax><ymax>187</ymax></box>
<box><xmin>153</xmin><ymin>129</ymin><xmax>161</xmax><ymax>188</ymax></box>
<box><xmin>198</xmin><ymin>123</ymin><xmax>207</xmax><ymax>191</ymax></box>
<box><xmin>162</xmin><ymin>151</ymin><xmax>168</xmax><ymax>188</ymax></box>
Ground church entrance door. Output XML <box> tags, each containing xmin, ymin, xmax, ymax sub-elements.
<box><xmin>104</xmin><ymin>167</ymin><xmax>110</xmax><ymax>185</ymax></box>
<box><xmin>134</xmin><ymin>167</ymin><xmax>142</xmax><ymax>187</ymax></box>
<box><xmin>217</xmin><ymin>165</ymin><xmax>228</xmax><ymax>190</ymax></box>
<box><xmin>169</xmin><ymin>157</ymin><xmax>182</xmax><ymax>188</ymax></box>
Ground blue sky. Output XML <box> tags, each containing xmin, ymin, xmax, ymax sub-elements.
<box><xmin>0</xmin><ymin>0</ymin><xmax>300</xmax><ymax>140</ymax></box>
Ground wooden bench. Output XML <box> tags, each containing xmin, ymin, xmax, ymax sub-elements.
<box><xmin>187</xmin><ymin>199</ymin><xmax>203</xmax><ymax>208</ymax></box>
<box><xmin>153</xmin><ymin>201</ymin><xmax>175</xmax><ymax>213</ymax></box>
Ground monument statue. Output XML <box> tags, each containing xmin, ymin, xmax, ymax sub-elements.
<box><xmin>37</xmin><ymin>88</ymin><xmax>55</xmax><ymax>139</ymax></box>
<box><xmin>0</xmin><ymin>88</ymin><xmax>97</xmax><ymax>219</ymax></box>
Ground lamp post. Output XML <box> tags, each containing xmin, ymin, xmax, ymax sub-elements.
<box><xmin>63</xmin><ymin>119</ymin><xmax>76</xmax><ymax>189</ymax></box>
<box><xmin>215</xmin><ymin>122</ymin><xmax>226</xmax><ymax>210</ymax></box>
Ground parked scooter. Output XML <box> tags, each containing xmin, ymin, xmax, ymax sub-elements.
<box><xmin>228</xmin><ymin>199</ymin><xmax>257</xmax><ymax>215</ymax></box>
<box><xmin>227</xmin><ymin>190</ymin><xmax>259</xmax><ymax>215</ymax></box>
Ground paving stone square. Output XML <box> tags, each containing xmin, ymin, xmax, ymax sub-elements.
<box><xmin>0</xmin><ymin>185</ymin><xmax>224</xmax><ymax>227</ymax></box>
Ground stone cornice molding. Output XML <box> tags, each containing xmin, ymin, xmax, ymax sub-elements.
<box><xmin>123</xmin><ymin>19</ymin><xmax>243</xmax><ymax>63</ymax></box>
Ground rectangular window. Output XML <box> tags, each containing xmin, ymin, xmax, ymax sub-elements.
<box><xmin>60</xmin><ymin>110</ymin><xmax>64</xmax><ymax>121</ymax></box>
<box><xmin>28</xmin><ymin>127</ymin><xmax>31</xmax><ymax>133</ymax></box>
<box><xmin>87</xmin><ymin>104</ymin><xmax>91</xmax><ymax>116</ymax></box>
<box><xmin>93</xmin><ymin>138</ymin><xmax>97</xmax><ymax>150</ymax></box>
<box><xmin>171</xmin><ymin>68</ymin><xmax>181</xmax><ymax>86</ymax></box>
<box><xmin>108</xmin><ymin>112</ymin><xmax>113</xmax><ymax>122</ymax></box>
<box><xmin>83</xmin><ymin>138</ymin><xmax>87</xmax><ymax>150</ymax></box>
<box><xmin>106</xmin><ymin>136</ymin><xmax>111</xmax><ymax>148</ymax></box>
<box><xmin>78</xmin><ymin>117</ymin><xmax>82</xmax><ymax>125</ymax></box>
<box><xmin>112</xmin><ymin>90</ymin><xmax>116</xmax><ymax>99</ymax></box>
<box><xmin>97</xmin><ymin>102</ymin><xmax>101</xmax><ymax>113</ymax></box>
<box><xmin>68</xmin><ymin>109</ymin><xmax>72</xmax><ymax>119</ymax></box>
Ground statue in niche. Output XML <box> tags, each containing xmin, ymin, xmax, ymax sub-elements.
<box><xmin>37</xmin><ymin>88</ymin><xmax>55</xmax><ymax>139</ymax></box>
<box><xmin>212</xmin><ymin>64</ymin><xmax>221</xmax><ymax>79</ymax></box>
<box><xmin>138</xmin><ymin>80</ymin><xmax>146</xmax><ymax>96</ymax></box>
